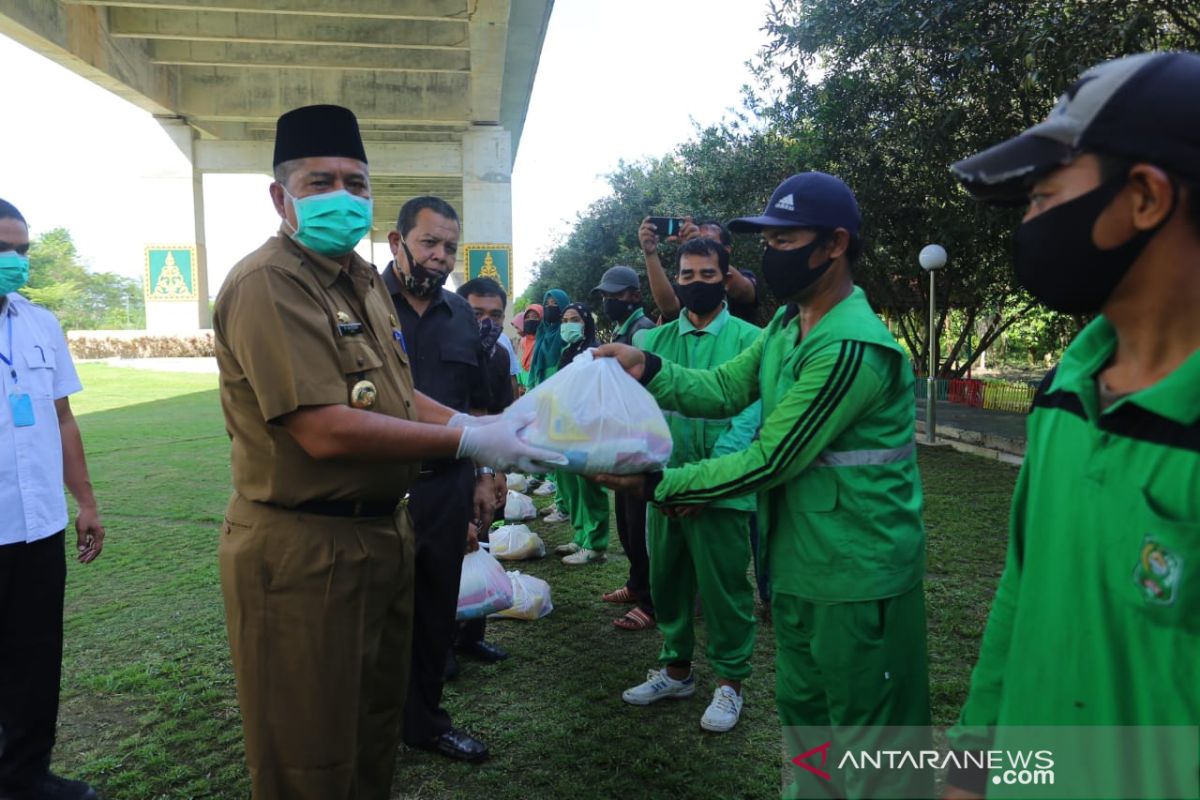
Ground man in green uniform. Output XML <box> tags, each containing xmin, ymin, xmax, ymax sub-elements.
<box><xmin>214</xmin><ymin>104</ymin><xmax>557</xmax><ymax>800</ymax></box>
<box><xmin>619</xmin><ymin>237</ymin><xmax>762</xmax><ymax>732</ymax></box>
<box><xmin>944</xmin><ymin>52</ymin><xmax>1200</xmax><ymax>799</ymax></box>
<box><xmin>596</xmin><ymin>172</ymin><xmax>931</xmax><ymax>798</ymax></box>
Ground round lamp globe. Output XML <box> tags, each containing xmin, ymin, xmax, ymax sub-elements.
<box><xmin>919</xmin><ymin>244</ymin><xmax>947</xmax><ymax>271</ymax></box>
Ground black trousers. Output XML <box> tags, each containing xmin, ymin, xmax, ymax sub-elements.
<box><xmin>0</xmin><ymin>531</ymin><xmax>66</xmax><ymax>790</ymax></box>
<box><xmin>614</xmin><ymin>491</ymin><xmax>653</xmax><ymax>614</ymax></box>
<box><xmin>402</xmin><ymin>462</ymin><xmax>475</xmax><ymax>744</ymax></box>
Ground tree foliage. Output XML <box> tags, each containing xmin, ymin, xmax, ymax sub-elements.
<box><xmin>524</xmin><ymin>0</ymin><xmax>1199</xmax><ymax>372</ymax></box>
<box><xmin>24</xmin><ymin>228</ymin><xmax>145</xmax><ymax>331</ymax></box>
<box><xmin>754</xmin><ymin>0</ymin><xmax>1199</xmax><ymax>375</ymax></box>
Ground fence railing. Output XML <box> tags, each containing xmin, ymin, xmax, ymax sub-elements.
<box><xmin>913</xmin><ymin>375</ymin><xmax>1038</xmax><ymax>414</ymax></box>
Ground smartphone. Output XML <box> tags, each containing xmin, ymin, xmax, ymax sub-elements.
<box><xmin>647</xmin><ymin>216</ymin><xmax>685</xmax><ymax>238</ymax></box>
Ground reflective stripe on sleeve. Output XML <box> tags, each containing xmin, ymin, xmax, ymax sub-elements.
<box><xmin>814</xmin><ymin>440</ymin><xmax>915</xmax><ymax>467</ymax></box>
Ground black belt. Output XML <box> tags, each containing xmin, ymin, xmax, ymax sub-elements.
<box><xmin>268</xmin><ymin>499</ymin><xmax>401</xmax><ymax>518</ymax></box>
<box><xmin>417</xmin><ymin>459</ymin><xmax>463</xmax><ymax>478</ymax></box>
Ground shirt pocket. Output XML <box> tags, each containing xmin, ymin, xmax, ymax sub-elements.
<box><xmin>19</xmin><ymin>342</ymin><xmax>58</xmax><ymax>399</ymax></box>
<box><xmin>1125</xmin><ymin>488</ymin><xmax>1200</xmax><ymax>634</ymax></box>
<box><xmin>336</xmin><ymin>338</ymin><xmax>384</xmax><ymax>384</ymax></box>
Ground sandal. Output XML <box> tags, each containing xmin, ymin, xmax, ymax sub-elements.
<box><xmin>613</xmin><ymin>607</ymin><xmax>656</xmax><ymax>631</ymax></box>
<box><xmin>602</xmin><ymin>586</ymin><xmax>635</xmax><ymax>604</ymax></box>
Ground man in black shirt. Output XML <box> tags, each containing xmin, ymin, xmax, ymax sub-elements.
<box><xmin>384</xmin><ymin>196</ymin><xmax>494</xmax><ymax>763</ymax></box>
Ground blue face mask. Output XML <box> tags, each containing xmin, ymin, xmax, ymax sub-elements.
<box><xmin>285</xmin><ymin>189</ymin><xmax>373</xmax><ymax>257</ymax></box>
<box><xmin>0</xmin><ymin>251</ymin><xmax>30</xmax><ymax>295</ymax></box>
<box><xmin>560</xmin><ymin>322</ymin><xmax>584</xmax><ymax>344</ymax></box>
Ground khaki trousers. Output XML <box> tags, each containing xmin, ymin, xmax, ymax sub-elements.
<box><xmin>219</xmin><ymin>493</ymin><xmax>415</xmax><ymax>800</ymax></box>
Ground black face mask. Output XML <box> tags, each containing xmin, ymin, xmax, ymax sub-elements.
<box><xmin>674</xmin><ymin>280</ymin><xmax>727</xmax><ymax>315</ymax></box>
<box><xmin>396</xmin><ymin>241</ymin><xmax>449</xmax><ymax>299</ymax></box>
<box><xmin>522</xmin><ymin>318</ymin><xmax>540</xmax><ymax>335</ymax></box>
<box><xmin>1013</xmin><ymin>178</ymin><xmax>1173</xmax><ymax>314</ymax></box>
<box><xmin>543</xmin><ymin>305</ymin><xmax>563</xmax><ymax>325</ymax></box>
<box><xmin>761</xmin><ymin>237</ymin><xmax>834</xmax><ymax>303</ymax></box>
<box><xmin>603</xmin><ymin>298</ymin><xmax>638</xmax><ymax>323</ymax></box>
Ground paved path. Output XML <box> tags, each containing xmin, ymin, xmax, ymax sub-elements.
<box><xmin>915</xmin><ymin>398</ymin><xmax>1027</xmax><ymax>464</ymax></box>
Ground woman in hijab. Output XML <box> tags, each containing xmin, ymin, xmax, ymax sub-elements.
<box><xmin>528</xmin><ymin>289</ymin><xmax>568</xmax><ymax>387</ymax></box>
<box><xmin>514</xmin><ymin>303</ymin><xmax>541</xmax><ymax>391</ymax></box>
<box><xmin>552</xmin><ymin>303</ymin><xmax>610</xmax><ymax>566</ymax></box>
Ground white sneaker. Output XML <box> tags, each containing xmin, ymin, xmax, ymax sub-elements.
<box><xmin>554</xmin><ymin>542</ymin><xmax>580</xmax><ymax>556</ymax></box>
<box><xmin>539</xmin><ymin>503</ymin><xmax>558</xmax><ymax>516</ymax></box>
<box><xmin>562</xmin><ymin>548</ymin><xmax>606</xmax><ymax>565</ymax></box>
<box><xmin>700</xmin><ymin>685</ymin><xmax>744</xmax><ymax>732</ymax></box>
<box><xmin>533</xmin><ymin>481</ymin><xmax>557</xmax><ymax>496</ymax></box>
<box><xmin>544</xmin><ymin>510</ymin><xmax>570</xmax><ymax>523</ymax></box>
<box><xmin>622</xmin><ymin>668</ymin><xmax>696</xmax><ymax>706</ymax></box>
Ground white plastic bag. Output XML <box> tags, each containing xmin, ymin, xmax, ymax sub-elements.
<box><xmin>490</xmin><ymin>524</ymin><xmax>545</xmax><ymax>560</ymax></box>
<box><xmin>503</xmin><ymin>490</ymin><xmax>537</xmax><ymax>522</ymax></box>
<box><xmin>456</xmin><ymin>548</ymin><xmax>514</xmax><ymax>620</ymax></box>
<box><xmin>489</xmin><ymin>571</ymin><xmax>553</xmax><ymax>620</ymax></box>
<box><xmin>504</xmin><ymin>352</ymin><xmax>672</xmax><ymax>474</ymax></box>
<box><xmin>506</xmin><ymin>473</ymin><xmax>530</xmax><ymax>492</ymax></box>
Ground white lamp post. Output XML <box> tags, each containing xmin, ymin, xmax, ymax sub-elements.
<box><xmin>919</xmin><ymin>244</ymin><xmax>948</xmax><ymax>444</ymax></box>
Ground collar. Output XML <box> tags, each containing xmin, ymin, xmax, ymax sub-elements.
<box><xmin>677</xmin><ymin>304</ymin><xmax>730</xmax><ymax>337</ymax></box>
<box><xmin>277</xmin><ymin>225</ymin><xmax>358</xmax><ymax>289</ymax></box>
<box><xmin>616</xmin><ymin>306</ymin><xmax>646</xmax><ymax>336</ymax></box>
<box><xmin>1057</xmin><ymin>315</ymin><xmax>1200</xmax><ymax>425</ymax></box>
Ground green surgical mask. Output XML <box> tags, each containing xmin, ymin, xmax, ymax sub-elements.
<box><xmin>560</xmin><ymin>322</ymin><xmax>584</xmax><ymax>344</ymax></box>
<box><xmin>285</xmin><ymin>188</ymin><xmax>373</xmax><ymax>257</ymax></box>
<box><xmin>0</xmin><ymin>251</ymin><xmax>30</xmax><ymax>295</ymax></box>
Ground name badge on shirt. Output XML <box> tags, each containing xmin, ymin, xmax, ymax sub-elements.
<box><xmin>9</xmin><ymin>393</ymin><xmax>34</xmax><ymax>427</ymax></box>
<box><xmin>393</xmin><ymin>328</ymin><xmax>407</xmax><ymax>353</ymax></box>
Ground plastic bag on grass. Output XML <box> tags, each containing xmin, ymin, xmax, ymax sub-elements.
<box><xmin>503</xmin><ymin>352</ymin><xmax>672</xmax><ymax>474</ymax></box>
<box><xmin>490</xmin><ymin>524</ymin><xmax>545</xmax><ymax>560</ymax></box>
<box><xmin>504</xmin><ymin>490</ymin><xmax>537</xmax><ymax>522</ymax></box>
<box><xmin>489</xmin><ymin>571</ymin><xmax>553</xmax><ymax>620</ymax></box>
<box><xmin>506</xmin><ymin>473</ymin><xmax>530</xmax><ymax>492</ymax></box>
<box><xmin>456</xmin><ymin>548</ymin><xmax>513</xmax><ymax>620</ymax></box>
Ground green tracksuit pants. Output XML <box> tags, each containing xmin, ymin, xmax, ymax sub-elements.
<box><xmin>648</xmin><ymin>507</ymin><xmax>756</xmax><ymax>681</ymax></box>
<box><xmin>775</xmin><ymin>583</ymin><xmax>933</xmax><ymax>799</ymax></box>
<box><xmin>552</xmin><ymin>468</ymin><xmax>572</xmax><ymax>518</ymax></box>
<box><xmin>557</xmin><ymin>471</ymin><xmax>608</xmax><ymax>551</ymax></box>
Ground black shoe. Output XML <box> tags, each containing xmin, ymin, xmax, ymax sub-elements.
<box><xmin>456</xmin><ymin>640</ymin><xmax>508</xmax><ymax>663</ymax></box>
<box><xmin>416</xmin><ymin>728</ymin><xmax>489</xmax><ymax>763</ymax></box>
<box><xmin>1</xmin><ymin>774</ymin><xmax>99</xmax><ymax>800</ymax></box>
<box><xmin>444</xmin><ymin>649</ymin><xmax>460</xmax><ymax>681</ymax></box>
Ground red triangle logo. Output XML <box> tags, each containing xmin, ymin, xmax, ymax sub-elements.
<box><xmin>791</xmin><ymin>741</ymin><xmax>833</xmax><ymax>781</ymax></box>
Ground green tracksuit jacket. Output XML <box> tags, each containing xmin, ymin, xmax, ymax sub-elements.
<box><xmin>642</xmin><ymin>286</ymin><xmax>925</xmax><ymax>602</ymax></box>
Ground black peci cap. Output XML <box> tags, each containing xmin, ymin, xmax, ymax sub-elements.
<box><xmin>273</xmin><ymin>104</ymin><xmax>368</xmax><ymax>167</ymax></box>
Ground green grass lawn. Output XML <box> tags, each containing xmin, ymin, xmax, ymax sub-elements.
<box><xmin>53</xmin><ymin>363</ymin><xmax>1019</xmax><ymax>799</ymax></box>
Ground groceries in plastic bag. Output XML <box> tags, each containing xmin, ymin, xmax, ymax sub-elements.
<box><xmin>489</xmin><ymin>571</ymin><xmax>554</xmax><ymax>620</ymax></box>
<box><xmin>490</xmin><ymin>524</ymin><xmax>545</xmax><ymax>560</ymax></box>
<box><xmin>455</xmin><ymin>548</ymin><xmax>514</xmax><ymax>620</ymax></box>
<box><xmin>506</xmin><ymin>473</ymin><xmax>530</xmax><ymax>493</ymax></box>
<box><xmin>504</xmin><ymin>490</ymin><xmax>537</xmax><ymax>522</ymax></box>
<box><xmin>503</xmin><ymin>352</ymin><xmax>672</xmax><ymax>474</ymax></box>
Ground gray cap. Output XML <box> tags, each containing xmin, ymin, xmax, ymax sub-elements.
<box><xmin>952</xmin><ymin>52</ymin><xmax>1200</xmax><ymax>203</ymax></box>
<box><xmin>593</xmin><ymin>265</ymin><xmax>640</xmax><ymax>294</ymax></box>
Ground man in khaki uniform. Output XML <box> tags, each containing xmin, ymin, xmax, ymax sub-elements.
<box><xmin>213</xmin><ymin>105</ymin><xmax>556</xmax><ymax>800</ymax></box>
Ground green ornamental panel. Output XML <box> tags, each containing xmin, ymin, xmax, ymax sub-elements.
<box><xmin>461</xmin><ymin>244</ymin><xmax>513</xmax><ymax>294</ymax></box>
<box><xmin>144</xmin><ymin>245</ymin><xmax>197</xmax><ymax>302</ymax></box>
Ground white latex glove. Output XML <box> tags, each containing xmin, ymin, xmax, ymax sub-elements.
<box><xmin>447</xmin><ymin>412</ymin><xmax>504</xmax><ymax>429</ymax></box>
<box><xmin>456</xmin><ymin>418</ymin><xmax>566</xmax><ymax>473</ymax></box>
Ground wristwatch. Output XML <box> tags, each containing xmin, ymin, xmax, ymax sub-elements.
<box><xmin>475</xmin><ymin>466</ymin><xmax>496</xmax><ymax>478</ymax></box>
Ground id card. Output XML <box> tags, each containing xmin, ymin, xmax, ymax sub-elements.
<box><xmin>8</xmin><ymin>392</ymin><xmax>34</xmax><ymax>427</ymax></box>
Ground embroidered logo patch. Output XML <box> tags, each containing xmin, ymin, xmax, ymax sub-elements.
<box><xmin>1133</xmin><ymin>537</ymin><xmax>1182</xmax><ymax>606</ymax></box>
<box><xmin>774</xmin><ymin>193</ymin><xmax>795</xmax><ymax>211</ymax></box>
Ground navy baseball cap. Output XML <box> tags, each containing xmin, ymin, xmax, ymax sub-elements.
<box><xmin>593</xmin><ymin>265</ymin><xmax>640</xmax><ymax>294</ymax></box>
<box><xmin>728</xmin><ymin>172</ymin><xmax>862</xmax><ymax>235</ymax></box>
<box><xmin>953</xmin><ymin>52</ymin><xmax>1200</xmax><ymax>203</ymax></box>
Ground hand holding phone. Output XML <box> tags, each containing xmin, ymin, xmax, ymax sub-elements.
<box><xmin>646</xmin><ymin>216</ymin><xmax>685</xmax><ymax>239</ymax></box>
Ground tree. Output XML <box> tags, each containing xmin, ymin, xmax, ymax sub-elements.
<box><xmin>24</xmin><ymin>227</ymin><xmax>144</xmax><ymax>331</ymax></box>
<box><xmin>754</xmin><ymin>0</ymin><xmax>1199</xmax><ymax>375</ymax></box>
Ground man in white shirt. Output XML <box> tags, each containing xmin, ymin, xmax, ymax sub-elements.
<box><xmin>0</xmin><ymin>199</ymin><xmax>103</xmax><ymax>800</ymax></box>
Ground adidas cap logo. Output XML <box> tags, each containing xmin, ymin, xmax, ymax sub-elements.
<box><xmin>774</xmin><ymin>193</ymin><xmax>795</xmax><ymax>211</ymax></box>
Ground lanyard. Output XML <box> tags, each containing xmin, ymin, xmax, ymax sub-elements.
<box><xmin>0</xmin><ymin>313</ymin><xmax>14</xmax><ymax>383</ymax></box>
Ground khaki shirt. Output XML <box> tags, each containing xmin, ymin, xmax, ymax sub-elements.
<box><xmin>214</xmin><ymin>230</ymin><xmax>419</xmax><ymax>506</ymax></box>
